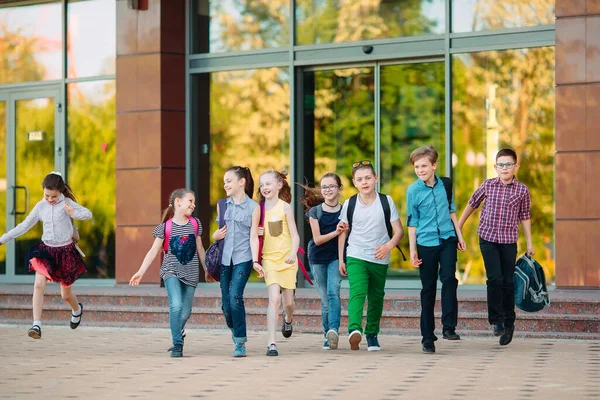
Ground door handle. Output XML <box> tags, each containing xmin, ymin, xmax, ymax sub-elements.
<box><xmin>10</xmin><ymin>186</ymin><xmax>29</xmax><ymax>215</ymax></box>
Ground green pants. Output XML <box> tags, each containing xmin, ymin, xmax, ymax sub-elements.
<box><xmin>346</xmin><ymin>257</ymin><xmax>388</xmax><ymax>336</ymax></box>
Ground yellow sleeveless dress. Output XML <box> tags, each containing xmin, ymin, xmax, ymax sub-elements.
<box><xmin>262</xmin><ymin>199</ymin><xmax>298</xmax><ymax>289</ymax></box>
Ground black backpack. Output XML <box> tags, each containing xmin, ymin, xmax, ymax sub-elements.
<box><xmin>514</xmin><ymin>254</ymin><xmax>550</xmax><ymax>312</ymax></box>
<box><xmin>344</xmin><ymin>193</ymin><xmax>406</xmax><ymax>262</ymax></box>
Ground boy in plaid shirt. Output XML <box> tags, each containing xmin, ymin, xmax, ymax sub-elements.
<box><xmin>458</xmin><ymin>149</ymin><xmax>533</xmax><ymax>346</ymax></box>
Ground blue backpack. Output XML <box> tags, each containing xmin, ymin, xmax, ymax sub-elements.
<box><xmin>514</xmin><ymin>254</ymin><xmax>550</xmax><ymax>312</ymax></box>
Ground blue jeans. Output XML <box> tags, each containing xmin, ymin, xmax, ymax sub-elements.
<box><xmin>164</xmin><ymin>277</ymin><xmax>196</xmax><ymax>346</ymax></box>
<box><xmin>312</xmin><ymin>259</ymin><xmax>342</xmax><ymax>334</ymax></box>
<box><xmin>220</xmin><ymin>260</ymin><xmax>252</xmax><ymax>343</ymax></box>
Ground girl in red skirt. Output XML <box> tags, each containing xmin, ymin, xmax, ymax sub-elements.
<box><xmin>0</xmin><ymin>172</ymin><xmax>92</xmax><ymax>339</ymax></box>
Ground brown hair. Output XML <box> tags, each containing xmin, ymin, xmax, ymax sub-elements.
<box><xmin>409</xmin><ymin>145</ymin><xmax>438</xmax><ymax>165</ymax></box>
<box><xmin>496</xmin><ymin>148</ymin><xmax>517</xmax><ymax>162</ymax></box>
<box><xmin>226</xmin><ymin>166</ymin><xmax>254</xmax><ymax>198</ymax></box>
<box><xmin>258</xmin><ymin>169</ymin><xmax>292</xmax><ymax>203</ymax></box>
<box><xmin>351</xmin><ymin>161</ymin><xmax>376</xmax><ymax>178</ymax></box>
<box><xmin>42</xmin><ymin>172</ymin><xmax>77</xmax><ymax>201</ymax></box>
<box><xmin>161</xmin><ymin>188</ymin><xmax>195</xmax><ymax>223</ymax></box>
<box><xmin>299</xmin><ymin>173</ymin><xmax>342</xmax><ymax>212</ymax></box>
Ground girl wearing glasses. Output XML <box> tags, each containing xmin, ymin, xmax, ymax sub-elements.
<box><xmin>301</xmin><ymin>173</ymin><xmax>345</xmax><ymax>350</ymax></box>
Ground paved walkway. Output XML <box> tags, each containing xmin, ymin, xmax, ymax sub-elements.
<box><xmin>1</xmin><ymin>325</ymin><xmax>599</xmax><ymax>400</ymax></box>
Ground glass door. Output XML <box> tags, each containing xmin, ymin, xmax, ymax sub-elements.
<box><xmin>300</xmin><ymin>60</ymin><xmax>445</xmax><ymax>280</ymax></box>
<box><xmin>2</xmin><ymin>87</ymin><xmax>62</xmax><ymax>283</ymax></box>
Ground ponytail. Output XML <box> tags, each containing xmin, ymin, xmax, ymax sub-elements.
<box><xmin>258</xmin><ymin>169</ymin><xmax>292</xmax><ymax>203</ymax></box>
<box><xmin>42</xmin><ymin>172</ymin><xmax>77</xmax><ymax>201</ymax></box>
<box><xmin>299</xmin><ymin>172</ymin><xmax>342</xmax><ymax>213</ymax></box>
<box><xmin>226</xmin><ymin>166</ymin><xmax>254</xmax><ymax>199</ymax></box>
<box><xmin>161</xmin><ymin>188</ymin><xmax>195</xmax><ymax>223</ymax></box>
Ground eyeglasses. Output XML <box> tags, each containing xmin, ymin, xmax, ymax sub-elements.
<box><xmin>496</xmin><ymin>162</ymin><xmax>516</xmax><ymax>169</ymax></box>
<box><xmin>320</xmin><ymin>185</ymin><xmax>339</xmax><ymax>191</ymax></box>
<box><xmin>352</xmin><ymin>160</ymin><xmax>373</xmax><ymax>170</ymax></box>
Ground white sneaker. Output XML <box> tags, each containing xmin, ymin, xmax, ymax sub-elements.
<box><xmin>326</xmin><ymin>329</ymin><xmax>339</xmax><ymax>350</ymax></box>
<box><xmin>349</xmin><ymin>330</ymin><xmax>362</xmax><ymax>351</ymax></box>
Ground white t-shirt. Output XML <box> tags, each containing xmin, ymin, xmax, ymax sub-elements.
<box><xmin>339</xmin><ymin>193</ymin><xmax>400</xmax><ymax>265</ymax></box>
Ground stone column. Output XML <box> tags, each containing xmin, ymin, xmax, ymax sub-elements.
<box><xmin>115</xmin><ymin>0</ymin><xmax>186</xmax><ymax>283</ymax></box>
<box><xmin>555</xmin><ymin>0</ymin><xmax>600</xmax><ymax>287</ymax></box>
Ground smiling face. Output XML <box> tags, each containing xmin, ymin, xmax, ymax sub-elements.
<box><xmin>259</xmin><ymin>172</ymin><xmax>282</xmax><ymax>201</ymax></box>
<box><xmin>176</xmin><ymin>193</ymin><xmax>196</xmax><ymax>216</ymax></box>
<box><xmin>320</xmin><ymin>176</ymin><xmax>340</xmax><ymax>203</ymax></box>
<box><xmin>352</xmin><ymin>168</ymin><xmax>377</xmax><ymax>195</ymax></box>
<box><xmin>413</xmin><ymin>156</ymin><xmax>437</xmax><ymax>183</ymax></box>
<box><xmin>223</xmin><ymin>170</ymin><xmax>245</xmax><ymax>197</ymax></box>
<box><xmin>495</xmin><ymin>155</ymin><xmax>519</xmax><ymax>182</ymax></box>
<box><xmin>43</xmin><ymin>188</ymin><xmax>62</xmax><ymax>205</ymax></box>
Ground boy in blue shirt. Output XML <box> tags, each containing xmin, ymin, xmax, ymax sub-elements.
<box><xmin>406</xmin><ymin>146</ymin><xmax>466</xmax><ymax>353</ymax></box>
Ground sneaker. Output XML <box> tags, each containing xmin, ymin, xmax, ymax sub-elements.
<box><xmin>422</xmin><ymin>339</ymin><xmax>436</xmax><ymax>354</ymax></box>
<box><xmin>348</xmin><ymin>330</ymin><xmax>362</xmax><ymax>351</ymax></box>
<box><xmin>169</xmin><ymin>345</ymin><xmax>183</xmax><ymax>358</ymax></box>
<box><xmin>366</xmin><ymin>335</ymin><xmax>381</xmax><ymax>351</ymax></box>
<box><xmin>266</xmin><ymin>343</ymin><xmax>278</xmax><ymax>356</ymax></box>
<box><xmin>281</xmin><ymin>311</ymin><xmax>293</xmax><ymax>338</ymax></box>
<box><xmin>326</xmin><ymin>329</ymin><xmax>339</xmax><ymax>350</ymax></box>
<box><xmin>27</xmin><ymin>325</ymin><xmax>42</xmax><ymax>339</ymax></box>
<box><xmin>493</xmin><ymin>323</ymin><xmax>505</xmax><ymax>337</ymax></box>
<box><xmin>70</xmin><ymin>303</ymin><xmax>83</xmax><ymax>329</ymax></box>
<box><xmin>322</xmin><ymin>339</ymin><xmax>330</xmax><ymax>350</ymax></box>
<box><xmin>442</xmin><ymin>328</ymin><xmax>461</xmax><ymax>340</ymax></box>
<box><xmin>233</xmin><ymin>343</ymin><xmax>247</xmax><ymax>358</ymax></box>
<box><xmin>499</xmin><ymin>325</ymin><xmax>515</xmax><ymax>346</ymax></box>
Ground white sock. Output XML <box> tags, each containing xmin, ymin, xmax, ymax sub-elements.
<box><xmin>33</xmin><ymin>320</ymin><xmax>41</xmax><ymax>327</ymax></box>
<box><xmin>71</xmin><ymin>305</ymin><xmax>82</xmax><ymax>324</ymax></box>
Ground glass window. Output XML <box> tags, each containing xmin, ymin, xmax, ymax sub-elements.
<box><xmin>0</xmin><ymin>101</ymin><xmax>5</xmax><ymax>275</ymax></box>
<box><xmin>192</xmin><ymin>0</ymin><xmax>290</xmax><ymax>53</ymax></box>
<box><xmin>452</xmin><ymin>0</ymin><xmax>555</xmax><ymax>33</ymax></box>
<box><xmin>67</xmin><ymin>80</ymin><xmax>116</xmax><ymax>279</ymax></box>
<box><xmin>304</xmin><ymin>67</ymin><xmax>375</xmax><ymax>200</ymax></box>
<box><xmin>380</xmin><ymin>62</ymin><xmax>445</xmax><ymax>276</ymax></box>
<box><xmin>452</xmin><ymin>47</ymin><xmax>555</xmax><ymax>284</ymax></box>
<box><xmin>67</xmin><ymin>0</ymin><xmax>116</xmax><ymax>78</ymax></box>
<box><xmin>295</xmin><ymin>0</ymin><xmax>445</xmax><ymax>46</ymax></box>
<box><xmin>0</xmin><ymin>1</ymin><xmax>62</xmax><ymax>83</ymax></box>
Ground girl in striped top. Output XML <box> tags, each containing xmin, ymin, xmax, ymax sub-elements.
<box><xmin>130</xmin><ymin>188</ymin><xmax>211</xmax><ymax>357</ymax></box>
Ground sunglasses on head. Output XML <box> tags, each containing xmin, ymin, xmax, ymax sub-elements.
<box><xmin>352</xmin><ymin>160</ymin><xmax>373</xmax><ymax>170</ymax></box>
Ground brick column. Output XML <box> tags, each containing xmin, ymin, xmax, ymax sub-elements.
<box><xmin>555</xmin><ymin>0</ymin><xmax>600</xmax><ymax>287</ymax></box>
<box><xmin>115</xmin><ymin>0</ymin><xmax>186</xmax><ymax>283</ymax></box>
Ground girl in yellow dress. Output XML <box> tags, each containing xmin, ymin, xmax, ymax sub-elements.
<box><xmin>250</xmin><ymin>169</ymin><xmax>300</xmax><ymax>356</ymax></box>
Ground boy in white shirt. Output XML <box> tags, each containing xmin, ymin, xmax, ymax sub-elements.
<box><xmin>338</xmin><ymin>161</ymin><xmax>404</xmax><ymax>351</ymax></box>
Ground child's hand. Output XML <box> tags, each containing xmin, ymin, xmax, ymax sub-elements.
<box><xmin>213</xmin><ymin>226</ymin><xmax>227</xmax><ymax>241</ymax></box>
<box><xmin>129</xmin><ymin>271</ymin><xmax>144</xmax><ymax>286</ymax></box>
<box><xmin>374</xmin><ymin>243</ymin><xmax>392</xmax><ymax>260</ymax></box>
<box><xmin>205</xmin><ymin>271</ymin><xmax>217</xmax><ymax>283</ymax></box>
<box><xmin>253</xmin><ymin>263</ymin><xmax>266</xmax><ymax>278</ymax></box>
<box><xmin>257</xmin><ymin>227</ymin><xmax>264</xmax><ymax>236</ymax></box>
<box><xmin>526</xmin><ymin>245</ymin><xmax>535</xmax><ymax>256</ymax></box>
<box><xmin>410</xmin><ymin>250</ymin><xmax>422</xmax><ymax>268</ymax></box>
<box><xmin>457</xmin><ymin>239</ymin><xmax>467</xmax><ymax>252</ymax></box>
<box><xmin>64</xmin><ymin>203</ymin><xmax>75</xmax><ymax>217</ymax></box>
<box><xmin>336</xmin><ymin>221</ymin><xmax>348</xmax><ymax>234</ymax></box>
<box><xmin>284</xmin><ymin>255</ymin><xmax>296</xmax><ymax>264</ymax></box>
<box><xmin>339</xmin><ymin>261</ymin><xmax>347</xmax><ymax>276</ymax></box>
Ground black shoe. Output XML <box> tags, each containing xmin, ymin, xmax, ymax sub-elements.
<box><xmin>366</xmin><ymin>335</ymin><xmax>381</xmax><ymax>351</ymax></box>
<box><xmin>493</xmin><ymin>323</ymin><xmax>505</xmax><ymax>337</ymax></box>
<box><xmin>442</xmin><ymin>328</ymin><xmax>461</xmax><ymax>340</ymax></box>
<box><xmin>281</xmin><ymin>311</ymin><xmax>293</xmax><ymax>338</ymax></box>
<box><xmin>28</xmin><ymin>325</ymin><xmax>42</xmax><ymax>339</ymax></box>
<box><xmin>169</xmin><ymin>345</ymin><xmax>183</xmax><ymax>357</ymax></box>
<box><xmin>499</xmin><ymin>325</ymin><xmax>515</xmax><ymax>346</ymax></box>
<box><xmin>422</xmin><ymin>340</ymin><xmax>436</xmax><ymax>353</ymax></box>
<box><xmin>70</xmin><ymin>303</ymin><xmax>83</xmax><ymax>329</ymax></box>
<box><xmin>266</xmin><ymin>343</ymin><xmax>279</xmax><ymax>356</ymax></box>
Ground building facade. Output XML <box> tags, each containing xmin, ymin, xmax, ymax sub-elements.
<box><xmin>0</xmin><ymin>0</ymin><xmax>597</xmax><ymax>288</ymax></box>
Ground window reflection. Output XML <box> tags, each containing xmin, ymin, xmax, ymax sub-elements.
<box><xmin>193</xmin><ymin>0</ymin><xmax>289</xmax><ymax>53</ymax></box>
<box><xmin>296</xmin><ymin>0</ymin><xmax>445</xmax><ymax>46</ymax></box>
<box><xmin>452</xmin><ymin>47</ymin><xmax>555</xmax><ymax>283</ymax></box>
<box><xmin>67</xmin><ymin>0</ymin><xmax>116</xmax><ymax>78</ymax></box>
<box><xmin>452</xmin><ymin>0</ymin><xmax>554</xmax><ymax>33</ymax></box>
<box><xmin>0</xmin><ymin>1</ymin><xmax>62</xmax><ymax>83</ymax></box>
<box><xmin>304</xmin><ymin>68</ymin><xmax>375</xmax><ymax>200</ymax></box>
<box><xmin>67</xmin><ymin>80</ymin><xmax>116</xmax><ymax>279</ymax></box>
<box><xmin>380</xmin><ymin>62</ymin><xmax>445</xmax><ymax>275</ymax></box>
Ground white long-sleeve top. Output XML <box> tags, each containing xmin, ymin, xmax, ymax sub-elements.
<box><xmin>0</xmin><ymin>194</ymin><xmax>92</xmax><ymax>247</ymax></box>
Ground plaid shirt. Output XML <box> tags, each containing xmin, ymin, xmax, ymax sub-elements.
<box><xmin>468</xmin><ymin>177</ymin><xmax>531</xmax><ymax>244</ymax></box>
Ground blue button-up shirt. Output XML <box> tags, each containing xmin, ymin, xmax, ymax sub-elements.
<box><xmin>406</xmin><ymin>176</ymin><xmax>456</xmax><ymax>247</ymax></box>
<box><xmin>217</xmin><ymin>195</ymin><xmax>258</xmax><ymax>266</ymax></box>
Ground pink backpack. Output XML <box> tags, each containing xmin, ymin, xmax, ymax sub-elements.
<box><xmin>163</xmin><ymin>216</ymin><xmax>199</xmax><ymax>255</ymax></box>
